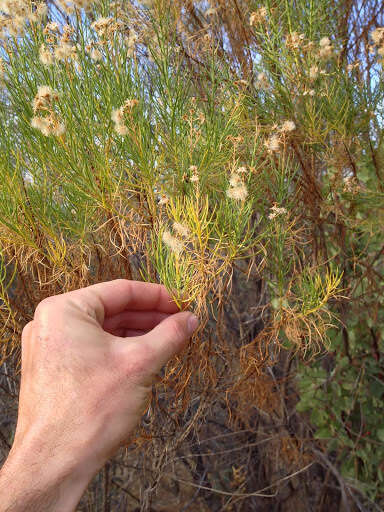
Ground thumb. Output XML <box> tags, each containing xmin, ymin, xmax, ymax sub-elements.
<box><xmin>140</xmin><ymin>311</ymin><xmax>199</xmax><ymax>374</ymax></box>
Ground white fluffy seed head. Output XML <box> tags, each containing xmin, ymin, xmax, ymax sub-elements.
<box><xmin>162</xmin><ymin>230</ymin><xmax>183</xmax><ymax>255</ymax></box>
<box><xmin>90</xmin><ymin>48</ymin><xmax>102</xmax><ymax>61</ymax></box>
<box><xmin>229</xmin><ymin>173</ymin><xmax>242</xmax><ymax>187</ymax></box>
<box><xmin>265</xmin><ymin>134</ymin><xmax>280</xmax><ymax>152</ymax></box>
<box><xmin>39</xmin><ymin>44</ymin><xmax>54</xmax><ymax>66</ymax></box>
<box><xmin>226</xmin><ymin>183</ymin><xmax>248</xmax><ymax>201</ymax></box>
<box><xmin>114</xmin><ymin>123</ymin><xmax>129</xmax><ymax>136</ymax></box>
<box><xmin>111</xmin><ymin>108</ymin><xmax>124</xmax><ymax>125</ymax></box>
<box><xmin>281</xmin><ymin>120</ymin><xmax>296</xmax><ymax>132</ymax></box>
<box><xmin>371</xmin><ymin>27</ymin><xmax>384</xmax><ymax>46</ymax></box>
<box><xmin>319</xmin><ymin>36</ymin><xmax>331</xmax><ymax>47</ymax></box>
<box><xmin>173</xmin><ymin>222</ymin><xmax>190</xmax><ymax>238</ymax></box>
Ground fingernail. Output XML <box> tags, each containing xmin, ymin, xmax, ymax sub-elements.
<box><xmin>187</xmin><ymin>314</ymin><xmax>199</xmax><ymax>335</ymax></box>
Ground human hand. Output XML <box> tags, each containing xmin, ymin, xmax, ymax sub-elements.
<box><xmin>0</xmin><ymin>279</ymin><xmax>198</xmax><ymax>511</ymax></box>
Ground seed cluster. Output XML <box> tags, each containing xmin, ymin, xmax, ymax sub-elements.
<box><xmin>226</xmin><ymin>169</ymin><xmax>248</xmax><ymax>201</ymax></box>
<box><xmin>30</xmin><ymin>85</ymin><xmax>65</xmax><ymax>137</ymax></box>
<box><xmin>0</xmin><ymin>0</ymin><xmax>47</xmax><ymax>38</ymax></box>
<box><xmin>371</xmin><ymin>27</ymin><xmax>384</xmax><ymax>57</ymax></box>
<box><xmin>249</xmin><ymin>7</ymin><xmax>267</xmax><ymax>27</ymax></box>
<box><xmin>111</xmin><ymin>99</ymin><xmax>139</xmax><ymax>136</ymax></box>
<box><xmin>268</xmin><ymin>205</ymin><xmax>287</xmax><ymax>220</ymax></box>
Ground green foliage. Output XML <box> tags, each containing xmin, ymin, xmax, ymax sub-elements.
<box><xmin>297</xmin><ymin>332</ymin><xmax>384</xmax><ymax>499</ymax></box>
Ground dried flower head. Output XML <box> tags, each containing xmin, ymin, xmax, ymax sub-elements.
<box><xmin>268</xmin><ymin>204</ymin><xmax>287</xmax><ymax>220</ymax></box>
<box><xmin>89</xmin><ymin>48</ymin><xmax>102</xmax><ymax>61</ymax></box>
<box><xmin>319</xmin><ymin>36</ymin><xmax>333</xmax><ymax>58</ymax></box>
<box><xmin>61</xmin><ymin>24</ymin><xmax>74</xmax><ymax>43</ymax></box>
<box><xmin>114</xmin><ymin>123</ymin><xmax>129</xmax><ymax>136</ymax></box>
<box><xmin>127</xmin><ymin>30</ymin><xmax>138</xmax><ymax>56</ymax></box>
<box><xmin>281</xmin><ymin>120</ymin><xmax>296</xmax><ymax>132</ymax></box>
<box><xmin>227</xmin><ymin>172</ymin><xmax>248</xmax><ymax>201</ymax></box>
<box><xmin>227</xmin><ymin>135</ymin><xmax>244</xmax><ymax>145</ymax></box>
<box><xmin>31</xmin><ymin>85</ymin><xmax>65</xmax><ymax>137</ymax></box>
<box><xmin>162</xmin><ymin>230</ymin><xmax>183</xmax><ymax>256</ymax></box>
<box><xmin>205</xmin><ymin>7</ymin><xmax>217</xmax><ymax>16</ymax></box>
<box><xmin>111</xmin><ymin>108</ymin><xmax>124</xmax><ymax>126</ymax></box>
<box><xmin>173</xmin><ymin>222</ymin><xmax>190</xmax><ymax>238</ymax></box>
<box><xmin>249</xmin><ymin>7</ymin><xmax>267</xmax><ymax>26</ymax></box>
<box><xmin>197</xmin><ymin>111</ymin><xmax>205</xmax><ymax>124</ymax></box>
<box><xmin>371</xmin><ymin>27</ymin><xmax>384</xmax><ymax>46</ymax></box>
<box><xmin>319</xmin><ymin>36</ymin><xmax>331</xmax><ymax>48</ymax></box>
<box><xmin>52</xmin><ymin>122</ymin><xmax>66</xmax><ymax>137</ymax></box>
<box><xmin>343</xmin><ymin>176</ymin><xmax>360</xmax><ymax>194</ymax></box>
<box><xmin>309</xmin><ymin>65</ymin><xmax>319</xmax><ymax>80</ymax></box>
<box><xmin>158</xmin><ymin>195</ymin><xmax>169</xmax><ymax>205</ymax></box>
<box><xmin>91</xmin><ymin>17</ymin><xmax>114</xmax><ymax>37</ymax></box>
<box><xmin>123</xmin><ymin>99</ymin><xmax>139</xmax><ymax>111</ymax></box>
<box><xmin>256</xmin><ymin>71</ymin><xmax>269</xmax><ymax>90</ymax></box>
<box><xmin>54</xmin><ymin>41</ymin><xmax>77</xmax><ymax>61</ymax></box>
<box><xmin>265</xmin><ymin>134</ymin><xmax>280</xmax><ymax>152</ymax></box>
<box><xmin>39</xmin><ymin>44</ymin><xmax>54</xmax><ymax>66</ymax></box>
<box><xmin>32</xmin><ymin>85</ymin><xmax>59</xmax><ymax>112</ymax></box>
<box><xmin>31</xmin><ymin>114</ymin><xmax>66</xmax><ymax>137</ymax></box>
<box><xmin>44</xmin><ymin>22</ymin><xmax>60</xmax><ymax>34</ymax></box>
<box><xmin>285</xmin><ymin>31</ymin><xmax>305</xmax><ymax>49</ymax></box>
<box><xmin>229</xmin><ymin>173</ymin><xmax>242</xmax><ymax>187</ymax></box>
<box><xmin>189</xmin><ymin>165</ymin><xmax>199</xmax><ymax>182</ymax></box>
<box><xmin>111</xmin><ymin>100</ymin><xmax>138</xmax><ymax>135</ymax></box>
<box><xmin>226</xmin><ymin>183</ymin><xmax>248</xmax><ymax>201</ymax></box>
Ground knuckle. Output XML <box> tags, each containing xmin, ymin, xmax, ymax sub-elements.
<box><xmin>21</xmin><ymin>321</ymin><xmax>34</xmax><ymax>345</ymax></box>
<box><xmin>114</xmin><ymin>278</ymin><xmax>128</xmax><ymax>286</ymax></box>
<box><xmin>65</xmin><ymin>294</ymin><xmax>89</xmax><ymax>313</ymax></box>
<box><xmin>35</xmin><ymin>296</ymin><xmax>57</xmax><ymax>315</ymax></box>
<box><xmin>68</xmin><ymin>293</ymin><xmax>103</xmax><ymax>322</ymax></box>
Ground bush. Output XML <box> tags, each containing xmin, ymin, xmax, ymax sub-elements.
<box><xmin>0</xmin><ymin>0</ymin><xmax>383</xmax><ymax>509</ymax></box>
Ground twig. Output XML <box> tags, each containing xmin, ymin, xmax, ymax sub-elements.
<box><xmin>165</xmin><ymin>462</ymin><xmax>314</xmax><ymax>499</ymax></box>
<box><xmin>313</xmin><ymin>449</ymin><xmax>351</xmax><ymax>512</ymax></box>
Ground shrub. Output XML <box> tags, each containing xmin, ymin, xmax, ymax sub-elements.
<box><xmin>0</xmin><ymin>0</ymin><xmax>383</xmax><ymax>509</ymax></box>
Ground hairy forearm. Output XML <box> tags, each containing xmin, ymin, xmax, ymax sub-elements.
<box><xmin>0</xmin><ymin>470</ymin><xmax>78</xmax><ymax>512</ymax></box>
<box><xmin>0</xmin><ymin>437</ymin><xmax>96</xmax><ymax>512</ymax></box>
<box><xmin>1</xmin><ymin>484</ymin><xmax>58</xmax><ymax>512</ymax></box>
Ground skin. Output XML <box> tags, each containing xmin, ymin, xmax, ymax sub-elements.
<box><xmin>0</xmin><ymin>279</ymin><xmax>198</xmax><ymax>511</ymax></box>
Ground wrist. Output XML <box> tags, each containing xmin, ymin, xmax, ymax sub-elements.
<box><xmin>0</xmin><ymin>430</ymin><xmax>99</xmax><ymax>512</ymax></box>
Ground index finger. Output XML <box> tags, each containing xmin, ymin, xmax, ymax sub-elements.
<box><xmin>74</xmin><ymin>279</ymin><xmax>180</xmax><ymax>318</ymax></box>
